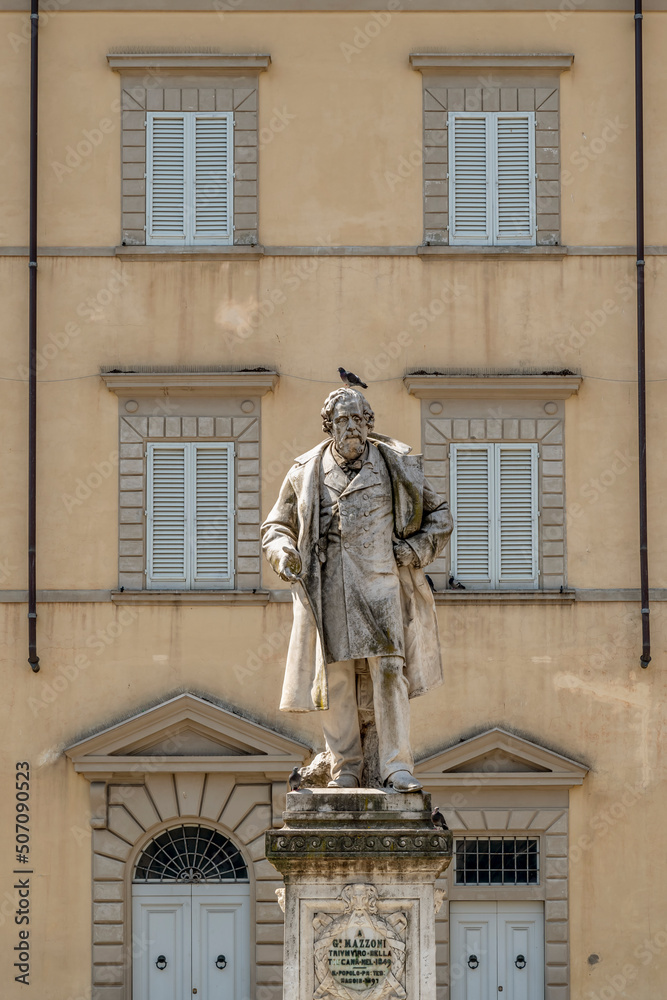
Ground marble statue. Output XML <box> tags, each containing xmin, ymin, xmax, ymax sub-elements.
<box><xmin>261</xmin><ymin>387</ymin><xmax>453</xmax><ymax>792</ymax></box>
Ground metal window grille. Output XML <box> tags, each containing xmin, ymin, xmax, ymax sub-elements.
<box><xmin>454</xmin><ymin>836</ymin><xmax>539</xmax><ymax>886</ymax></box>
<box><xmin>133</xmin><ymin>824</ymin><xmax>249</xmax><ymax>884</ymax></box>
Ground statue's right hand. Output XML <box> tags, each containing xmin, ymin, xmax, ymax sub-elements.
<box><xmin>277</xmin><ymin>546</ymin><xmax>302</xmax><ymax>582</ymax></box>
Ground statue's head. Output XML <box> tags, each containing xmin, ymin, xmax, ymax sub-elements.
<box><xmin>321</xmin><ymin>387</ymin><xmax>375</xmax><ymax>462</ymax></box>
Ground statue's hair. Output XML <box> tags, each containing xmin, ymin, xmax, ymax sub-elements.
<box><xmin>321</xmin><ymin>387</ymin><xmax>375</xmax><ymax>436</ymax></box>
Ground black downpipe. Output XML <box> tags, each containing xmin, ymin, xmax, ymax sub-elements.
<box><xmin>635</xmin><ymin>0</ymin><xmax>650</xmax><ymax>668</ymax></box>
<box><xmin>28</xmin><ymin>0</ymin><xmax>39</xmax><ymax>672</ymax></box>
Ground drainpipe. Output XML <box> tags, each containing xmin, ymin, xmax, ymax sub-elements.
<box><xmin>635</xmin><ymin>0</ymin><xmax>650</xmax><ymax>668</ymax></box>
<box><xmin>28</xmin><ymin>0</ymin><xmax>39</xmax><ymax>672</ymax></box>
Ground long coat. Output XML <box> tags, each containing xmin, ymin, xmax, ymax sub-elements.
<box><xmin>261</xmin><ymin>440</ymin><xmax>453</xmax><ymax>712</ymax></box>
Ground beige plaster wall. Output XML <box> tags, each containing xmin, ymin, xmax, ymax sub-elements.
<box><xmin>0</xmin><ymin>7</ymin><xmax>666</xmax><ymax>1000</ymax></box>
<box><xmin>1</xmin><ymin>11</ymin><xmax>667</xmax><ymax>247</ymax></box>
<box><xmin>0</xmin><ymin>253</ymin><xmax>665</xmax><ymax>590</ymax></box>
<box><xmin>0</xmin><ymin>598</ymin><xmax>665</xmax><ymax>998</ymax></box>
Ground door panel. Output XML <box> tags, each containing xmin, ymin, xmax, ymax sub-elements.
<box><xmin>450</xmin><ymin>901</ymin><xmax>544</xmax><ymax>1000</ymax></box>
<box><xmin>497</xmin><ymin>903</ymin><xmax>544</xmax><ymax>1000</ymax></box>
<box><xmin>132</xmin><ymin>895</ymin><xmax>191</xmax><ymax>1000</ymax></box>
<box><xmin>450</xmin><ymin>907</ymin><xmax>496</xmax><ymax>1000</ymax></box>
<box><xmin>193</xmin><ymin>894</ymin><xmax>250</xmax><ymax>1000</ymax></box>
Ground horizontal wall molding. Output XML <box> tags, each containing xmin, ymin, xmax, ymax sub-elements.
<box><xmin>115</xmin><ymin>245</ymin><xmax>264</xmax><ymax>261</ymax></box>
<box><xmin>2</xmin><ymin>588</ymin><xmax>666</xmax><ymax>602</ymax></box>
<box><xmin>2</xmin><ymin>1</ymin><xmax>666</xmax><ymax>11</ymax></box>
<box><xmin>410</xmin><ymin>52</ymin><xmax>574</xmax><ymax>70</ymax></box>
<box><xmin>101</xmin><ymin>370</ymin><xmax>279</xmax><ymax>394</ymax></box>
<box><xmin>3</xmin><ymin>245</ymin><xmax>667</xmax><ymax>258</ymax></box>
<box><xmin>404</xmin><ymin>374</ymin><xmax>583</xmax><ymax>399</ymax></box>
<box><xmin>434</xmin><ymin>590</ymin><xmax>575</xmax><ymax>605</ymax></box>
<box><xmin>107</xmin><ymin>52</ymin><xmax>271</xmax><ymax>72</ymax></box>
<box><xmin>418</xmin><ymin>246</ymin><xmax>567</xmax><ymax>260</ymax></box>
<box><xmin>111</xmin><ymin>589</ymin><xmax>271</xmax><ymax>605</ymax></box>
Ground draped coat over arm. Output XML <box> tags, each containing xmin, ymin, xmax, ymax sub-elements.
<box><xmin>261</xmin><ymin>439</ymin><xmax>453</xmax><ymax>713</ymax></box>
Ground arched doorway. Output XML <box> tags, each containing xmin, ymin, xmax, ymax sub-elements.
<box><xmin>131</xmin><ymin>824</ymin><xmax>251</xmax><ymax>1000</ymax></box>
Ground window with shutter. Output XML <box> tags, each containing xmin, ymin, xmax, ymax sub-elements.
<box><xmin>451</xmin><ymin>444</ymin><xmax>493</xmax><ymax>586</ymax></box>
<box><xmin>449</xmin><ymin>112</ymin><xmax>536</xmax><ymax>247</ymax></box>
<box><xmin>147</xmin><ymin>442</ymin><xmax>235</xmax><ymax>590</ymax></box>
<box><xmin>451</xmin><ymin>442</ymin><xmax>538</xmax><ymax>589</ymax></box>
<box><xmin>449</xmin><ymin>115</ymin><xmax>491</xmax><ymax>245</ymax></box>
<box><xmin>146</xmin><ymin>112</ymin><xmax>233</xmax><ymax>246</ymax></box>
<box><xmin>193</xmin><ymin>444</ymin><xmax>234</xmax><ymax>586</ymax></box>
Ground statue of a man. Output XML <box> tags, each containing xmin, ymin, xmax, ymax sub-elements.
<box><xmin>261</xmin><ymin>388</ymin><xmax>452</xmax><ymax>791</ymax></box>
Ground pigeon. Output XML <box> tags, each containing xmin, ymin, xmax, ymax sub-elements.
<box><xmin>425</xmin><ymin>574</ymin><xmax>436</xmax><ymax>593</ymax></box>
<box><xmin>431</xmin><ymin>806</ymin><xmax>449</xmax><ymax>831</ymax></box>
<box><xmin>288</xmin><ymin>766</ymin><xmax>302</xmax><ymax>792</ymax></box>
<box><xmin>449</xmin><ymin>575</ymin><xmax>466</xmax><ymax>590</ymax></box>
<box><xmin>338</xmin><ymin>367</ymin><xmax>368</xmax><ymax>389</ymax></box>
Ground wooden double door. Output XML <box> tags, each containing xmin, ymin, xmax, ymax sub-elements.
<box><xmin>132</xmin><ymin>884</ymin><xmax>250</xmax><ymax>1000</ymax></box>
<box><xmin>450</xmin><ymin>901</ymin><xmax>544</xmax><ymax>1000</ymax></box>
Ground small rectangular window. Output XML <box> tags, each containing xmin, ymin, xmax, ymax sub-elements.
<box><xmin>455</xmin><ymin>837</ymin><xmax>540</xmax><ymax>886</ymax></box>
<box><xmin>146</xmin><ymin>442</ymin><xmax>235</xmax><ymax>590</ymax></box>
<box><xmin>448</xmin><ymin>112</ymin><xmax>536</xmax><ymax>247</ymax></box>
<box><xmin>450</xmin><ymin>442</ymin><xmax>538</xmax><ymax>590</ymax></box>
<box><xmin>146</xmin><ymin>112</ymin><xmax>234</xmax><ymax>246</ymax></box>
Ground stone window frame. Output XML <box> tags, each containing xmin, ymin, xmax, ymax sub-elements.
<box><xmin>107</xmin><ymin>53</ymin><xmax>271</xmax><ymax>248</ymax></box>
<box><xmin>101</xmin><ymin>371</ymin><xmax>278</xmax><ymax>594</ymax></box>
<box><xmin>405</xmin><ymin>374</ymin><xmax>582</xmax><ymax>593</ymax></box>
<box><xmin>410</xmin><ymin>54</ymin><xmax>574</xmax><ymax>248</ymax></box>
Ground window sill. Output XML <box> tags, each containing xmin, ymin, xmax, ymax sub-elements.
<box><xmin>417</xmin><ymin>245</ymin><xmax>567</xmax><ymax>261</ymax></box>
<box><xmin>433</xmin><ymin>590</ymin><xmax>575</xmax><ymax>606</ymax></box>
<box><xmin>114</xmin><ymin>245</ymin><xmax>264</xmax><ymax>262</ymax></box>
<box><xmin>111</xmin><ymin>590</ymin><xmax>272</xmax><ymax>606</ymax></box>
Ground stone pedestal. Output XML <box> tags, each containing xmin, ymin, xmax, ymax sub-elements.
<box><xmin>266</xmin><ymin>789</ymin><xmax>452</xmax><ymax>1000</ymax></box>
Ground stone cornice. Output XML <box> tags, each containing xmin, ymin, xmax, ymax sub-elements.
<box><xmin>101</xmin><ymin>370</ymin><xmax>278</xmax><ymax>395</ymax></box>
<box><xmin>107</xmin><ymin>52</ymin><xmax>271</xmax><ymax>72</ymax></box>
<box><xmin>404</xmin><ymin>373</ymin><xmax>582</xmax><ymax>400</ymax></box>
<box><xmin>410</xmin><ymin>52</ymin><xmax>574</xmax><ymax>71</ymax></box>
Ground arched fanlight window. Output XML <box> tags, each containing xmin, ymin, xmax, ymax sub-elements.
<box><xmin>133</xmin><ymin>824</ymin><xmax>249</xmax><ymax>884</ymax></box>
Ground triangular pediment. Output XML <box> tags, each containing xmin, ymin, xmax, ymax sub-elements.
<box><xmin>415</xmin><ymin>728</ymin><xmax>587</xmax><ymax>788</ymax></box>
<box><xmin>65</xmin><ymin>694</ymin><xmax>310</xmax><ymax>780</ymax></box>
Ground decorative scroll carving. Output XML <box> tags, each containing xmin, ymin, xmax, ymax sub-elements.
<box><xmin>313</xmin><ymin>884</ymin><xmax>407</xmax><ymax>1000</ymax></box>
<box><xmin>268</xmin><ymin>831</ymin><xmax>450</xmax><ymax>857</ymax></box>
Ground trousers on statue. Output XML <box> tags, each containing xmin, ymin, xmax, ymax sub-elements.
<box><xmin>321</xmin><ymin>655</ymin><xmax>414</xmax><ymax>784</ymax></box>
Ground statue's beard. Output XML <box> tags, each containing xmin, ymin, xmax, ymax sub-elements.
<box><xmin>334</xmin><ymin>433</ymin><xmax>364</xmax><ymax>461</ymax></box>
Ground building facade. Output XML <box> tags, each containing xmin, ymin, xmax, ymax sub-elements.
<box><xmin>1</xmin><ymin>2</ymin><xmax>666</xmax><ymax>999</ymax></box>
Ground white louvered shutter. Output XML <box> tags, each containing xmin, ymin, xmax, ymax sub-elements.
<box><xmin>495</xmin><ymin>113</ymin><xmax>535</xmax><ymax>245</ymax></box>
<box><xmin>496</xmin><ymin>444</ymin><xmax>538</xmax><ymax>587</ymax></box>
<box><xmin>449</xmin><ymin>114</ymin><xmax>491</xmax><ymax>246</ymax></box>
<box><xmin>451</xmin><ymin>444</ymin><xmax>493</xmax><ymax>585</ymax></box>
<box><xmin>193</xmin><ymin>443</ymin><xmax>234</xmax><ymax>587</ymax></box>
<box><xmin>147</xmin><ymin>444</ymin><xmax>188</xmax><ymax>587</ymax></box>
<box><xmin>146</xmin><ymin>114</ymin><xmax>186</xmax><ymax>243</ymax></box>
<box><xmin>193</xmin><ymin>115</ymin><xmax>233</xmax><ymax>244</ymax></box>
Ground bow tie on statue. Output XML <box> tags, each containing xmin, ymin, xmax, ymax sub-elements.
<box><xmin>339</xmin><ymin>457</ymin><xmax>364</xmax><ymax>478</ymax></box>
<box><xmin>333</xmin><ymin>449</ymin><xmax>365</xmax><ymax>479</ymax></box>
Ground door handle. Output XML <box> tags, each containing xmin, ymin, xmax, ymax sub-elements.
<box><xmin>155</xmin><ymin>955</ymin><xmax>167</xmax><ymax>971</ymax></box>
<box><xmin>216</xmin><ymin>954</ymin><xmax>227</xmax><ymax>970</ymax></box>
<box><xmin>467</xmin><ymin>955</ymin><xmax>479</xmax><ymax>970</ymax></box>
<box><xmin>515</xmin><ymin>954</ymin><xmax>527</xmax><ymax>969</ymax></box>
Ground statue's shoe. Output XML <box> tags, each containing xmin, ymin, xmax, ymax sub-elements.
<box><xmin>327</xmin><ymin>775</ymin><xmax>359</xmax><ymax>788</ymax></box>
<box><xmin>385</xmin><ymin>770</ymin><xmax>422</xmax><ymax>792</ymax></box>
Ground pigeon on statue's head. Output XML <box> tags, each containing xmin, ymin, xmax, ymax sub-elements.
<box><xmin>338</xmin><ymin>367</ymin><xmax>368</xmax><ymax>389</ymax></box>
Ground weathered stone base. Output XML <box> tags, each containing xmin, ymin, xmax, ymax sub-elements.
<box><xmin>266</xmin><ymin>789</ymin><xmax>452</xmax><ymax>1000</ymax></box>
